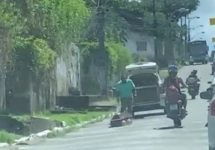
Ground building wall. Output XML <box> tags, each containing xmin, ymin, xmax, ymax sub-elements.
<box><xmin>5</xmin><ymin>42</ymin><xmax>81</xmax><ymax>114</ymax></box>
<box><xmin>56</xmin><ymin>43</ymin><xmax>81</xmax><ymax>96</ymax></box>
<box><xmin>125</xmin><ymin>31</ymin><xmax>155</xmax><ymax>60</ymax></box>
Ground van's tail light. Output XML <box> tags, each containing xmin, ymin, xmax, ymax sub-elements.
<box><xmin>211</xmin><ymin>100</ymin><xmax>215</xmax><ymax>116</ymax></box>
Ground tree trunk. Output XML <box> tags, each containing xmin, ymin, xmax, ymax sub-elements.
<box><xmin>96</xmin><ymin>6</ymin><xmax>108</xmax><ymax>95</ymax></box>
<box><xmin>0</xmin><ymin>27</ymin><xmax>10</xmax><ymax>112</ymax></box>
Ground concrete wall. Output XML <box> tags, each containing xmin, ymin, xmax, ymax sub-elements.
<box><xmin>56</xmin><ymin>43</ymin><xmax>81</xmax><ymax>96</ymax></box>
<box><xmin>81</xmin><ymin>62</ymin><xmax>106</xmax><ymax>95</ymax></box>
<box><xmin>125</xmin><ymin>31</ymin><xmax>155</xmax><ymax>60</ymax></box>
<box><xmin>5</xmin><ymin>42</ymin><xmax>81</xmax><ymax>114</ymax></box>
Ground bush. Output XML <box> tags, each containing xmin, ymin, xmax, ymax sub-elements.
<box><xmin>15</xmin><ymin>37</ymin><xmax>57</xmax><ymax>71</ymax></box>
<box><xmin>80</xmin><ymin>41</ymin><xmax>133</xmax><ymax>78</ymax></box>
<box><xmin>0</xmin><ymin>130</ymin><xmax>19</xmax><ymax>144</ymax></box>
<box><xmin>106</xmin><ymin>42</ymin><xmax>133</xmax><ymax>77</ymax></box>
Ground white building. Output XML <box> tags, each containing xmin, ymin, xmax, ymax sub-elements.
<box><xmin>125</xmin><ymin>30</ymin><xmax>155</xmax><ymax>61</ymax></box>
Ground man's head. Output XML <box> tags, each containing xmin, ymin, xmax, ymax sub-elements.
<box><xmin>120</xmin><ymin>73</ymin><xmax>127</xmax><ymax>83</ymax></box>
<box><xmin>168</xmin><ymin>65</ymin><xmax>178</xmax><ymax>79</ymax></box>
<box><xmin>191</xmin><ymin>70</ymin><xmax>197</xmax><ymax>76</ymax></box>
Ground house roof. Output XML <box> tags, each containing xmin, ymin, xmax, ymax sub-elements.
<box><xmin>117</xmin><ymin>9</ymin><xmax>154</xmax><ymax>35</ymax></box>
<box><xmin>117</xmin><ymin>9</ymin><xmax>145</xmax><ymax>32</ymax></box>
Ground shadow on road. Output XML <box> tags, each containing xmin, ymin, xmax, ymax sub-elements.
<box><xmin>134</xmin><ymin>112</ymin><xmax>165</xmax><ymax>119</ymax></box>
<box><xmin>153</xmin><ymin>126</ymin><xmax>183</xmax><ymax>130</ymax></box>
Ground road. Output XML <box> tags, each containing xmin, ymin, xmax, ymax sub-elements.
<box><xmin>17</xmin><ymin>64</ymin><xmax>211</xmax><ymax>150</ymax></box>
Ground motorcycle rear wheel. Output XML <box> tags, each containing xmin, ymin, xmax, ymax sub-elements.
<box><xmin>174</xmin><ymin>119</ymin><xmax>182</xmax><ymax>127</ymax></box>
<box><xmin>191</xmin><ymin>95</ymin><xmax>196</xmax><ymax>99</ymax></box>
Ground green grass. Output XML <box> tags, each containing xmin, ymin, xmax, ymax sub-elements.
<box><xmin>159</xmin><ymin>69</ymin><xmax>168</xmax><ymax>79</ymax></box>
<box><xmin>36</xmin><ymin>111</ymin><xmax>110</xmax><ymax>127</ymax></box>
<box><xmin>11</xmin><ymin>111</ymin><xmax>111</xmax><ymax>128</ymax></box>
<box><xmin>0</xmin><ymin>130</ymin><xmax>20</xmax><ymax>144</ymax></box>
<box><xmin>5</xmin><ymin>111</ymin><xmax>111</xmax><ymax>139</ymax></box>
<box><xmin>12</xmin><ymin>115</ymin><xmax>31</xmax><ymax>123</ymax></box>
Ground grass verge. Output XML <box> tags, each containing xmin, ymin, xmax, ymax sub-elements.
<box><xmin>38</xmin><ymin>111</ymin><xmax>111</xmax><ymax>138</ymax></box>
<box><xmin>37</xmin><ymin>111</ymin><xmax>110</xmax><ymax>127</ymax></box>
<box><xmin>159</xmin><ymin>69</ymin><xmax>168</xmax><ymax>79</ymax></box>
<box><xmin>0</xmin><ymin>130</ymin><xmax>20</xmax><ymax>144</ymax></box>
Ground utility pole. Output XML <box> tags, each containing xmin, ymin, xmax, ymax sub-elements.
<box><xmin>188</xmin><ymin>18</ymin><xmax>191</xmax><ymax>42</ymax></box>
<box><xmin>184</xmin><ymin>14</ymin><xmax>188</xmax><ymax>60</ymax></box>
<box><xmin>152</xmin><ymin>0</ymin><xmax>158</xmax><ymax>62</ymax></box>
<box><xmin>96</xmin><ymin>2</ymin><xmax>109</xmax><ymax>95</ymax></box>
<box><xmin>97</xmin><ymin>6</ymin><xmax>105</xmax><ymax>53</ymax></box>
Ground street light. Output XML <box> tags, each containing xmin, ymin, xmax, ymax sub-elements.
<box><xmin>190</xmin><ymin>31</ymin><xmax>205</xmax><ymax>41</ymax></box>
<box><xmin>188</xmin><ymin>16</ymin><xmax>200</xmax><ymax>20</ymax></box>
<box><xmin>190</xmin><ymin>25</ymin><xmax>204</xmax><ymax>30</ymax></box>
<box><xmin>187</xmin><ymin>16</ymin><xmax>200</xmax><ymax>42</ymax></box>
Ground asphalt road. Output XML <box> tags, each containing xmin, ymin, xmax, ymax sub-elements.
<box><xmin>17</xmin><ymin>64</ymin><xmax>211</xmax><ymax>150</ymax></box>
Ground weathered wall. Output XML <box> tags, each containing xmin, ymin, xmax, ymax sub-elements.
<box><xmin>5</xmin><ymin>68</ymin><xmax>57</xmax><ymax>114</ymax></box>
<box><xmin>56</xmin><ymin>43</ymin><xmax>81</xmax><ymax>96</ymax></box>
<box><xmin>81</xmin><ymin>57</ymin><xmax>106</xmax><ymax>95</ymax></box>
<box><xmin>6</xmin><ymin>68</ymin><xmax>32</xmax><ymax>114</ymax></box>
<box><xmin>31</xmin><ymin>71</ymin><xmax>57</xmax><ymax>112</ymax></box>
<box><xmin>5</xmin><ymin>42</ymin><xmax>81</xmax><ymax>114</ymax></box>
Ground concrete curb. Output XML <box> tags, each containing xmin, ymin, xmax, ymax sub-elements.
<box><xmin>13</xmin><ymin>112</ymin><xmax>115</xmax><ymax>146</ymax></box>
<box><xmin>0</xmin><ymin>143</ymin><xmax>9</xmax><ymax>148</ymax></box>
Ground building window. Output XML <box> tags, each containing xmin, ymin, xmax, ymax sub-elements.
<box><xmin>136</xmin><ymin>41</ymin><xmax>147</xmax><ymax>51</ymax></box>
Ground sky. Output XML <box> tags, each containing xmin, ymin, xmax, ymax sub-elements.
<box><xmin>190</xmin><ymin>0</ymin><xmax>215</xmax><ymax>51</ymax></box>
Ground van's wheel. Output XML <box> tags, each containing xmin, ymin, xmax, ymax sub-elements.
<box><xmin>163</xmin><ymin>108</ymin><xmax>167</xmax><ymax>114</ymax></box>
<box><xmin>203</xmin><ymin>61</ymin><xmax>207</xmax><ymax>64</ymax></box>
<box><xmin>209</xmin><ymin>146</ymin><xmax>215</xmax><ymax>150</ymax></box>
<box><xmin>132</xmin><ymin>111</ymin><xmax>135</xmax><ymax>118</ymax></box>
<box><xmin>192</xmin><ymin>95</ymin><xmax>196</xmax><ymax>99</ymax></box>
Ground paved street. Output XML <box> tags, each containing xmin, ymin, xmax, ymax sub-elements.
<box><xmin>17</xmin><ymin>64</ymin><xmax>211</xmax><ymax>150</ymax></box>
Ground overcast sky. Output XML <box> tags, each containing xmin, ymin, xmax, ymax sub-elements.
<box><xmin>191</xmin><ymin>0</ymin><xmax>215</xmax><ymax>51</ymax></box>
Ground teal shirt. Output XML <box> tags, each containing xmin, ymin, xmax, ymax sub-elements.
<box><xmin>114</xmin><ymin>79</ymin><xmax>135</xmax><ymax>98</ymax></box>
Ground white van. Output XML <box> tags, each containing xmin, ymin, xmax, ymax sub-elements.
<box><xmin>126</xmin><ymin>62</ymin><xmax>165</xmax><ymax>116</ymax></box>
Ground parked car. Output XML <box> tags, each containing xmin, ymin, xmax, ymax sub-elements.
<box><xmin>200</xmin><ymin>78</ymin><xmax>215</xmax><ymax>150</ymax></box>
<box><xmin>125</xmin><ymin>62</ymin><xmax>165</xmax><ymax>117</ymax></box>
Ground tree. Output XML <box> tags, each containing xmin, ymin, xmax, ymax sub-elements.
<box><xmin>8</xmin><ymin>0</ymin><xmax>90</xmax><ymax>50</ymax></box>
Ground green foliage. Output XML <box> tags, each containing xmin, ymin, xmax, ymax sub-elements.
<box><xmin>10</xmin><ymin>0</ymin><xmax>90</xmax><ymax>50</ymax></box>
<box><xmin>105</xmin><ymin>11</ymin><xmax>128</xmax><ymax>43</ymax></box>
<box><xmin>106</xmin><ymin>42</ymin><xmax>133</xmax><ymax>76</ymax></box>
<box><xmin>80</xmin><ymin>41</ymin><xmax>133</xmax><ymax>77</ymax></box>
<box><xmin>0</xmin><ymin>0</ymin><xmax>90</xmax><ymax>72</ymax></box>
<box><xmin>132</xmin><ymin>53</ymin><xmax>146</xmax><ymax>62</ymax></box>
<box><xmin>0</xmin><ymin>1</ymin><xmax>24</xmax><ymax>34</ymax></box>
<box><xmin>0</xmin><ymin>130</ymin><xmax>19</xmax><ymax>144</ymax></box>
<box><xmin>33</xmin><ymin>39</ymin><xmax>57</xmax><ymax>70</ymax></box>
<box><xmin>0</xmin><ymin>0</ymin><xmax>24</xmax><ymax>66</ymax></box>
<box><xmin>15</xmin><ymin>37</ymin><xmax>57</xmax><ymax>70</ymax></box>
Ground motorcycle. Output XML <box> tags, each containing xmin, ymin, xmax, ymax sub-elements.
<box><xmin>212</xmin><ymin>62</ymin><xmax>215</xmax><ymax>75</ymax></box>
<box><xmin>186</xmin><ymin>77</ymin><xmax>200</xmax><ymax>99</ymax></box>
<box><xmin>165</xmin><ymin>85</ymin><xmax>187</xmax><ymax>127</ymax></box>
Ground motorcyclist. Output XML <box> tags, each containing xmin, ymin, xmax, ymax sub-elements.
<box><xmin>186</xmin><ymin>70</ymin><xmax>200</xmax><ymax>92</ymax></box>
<box><xmin>212</xmin><ymin>61</ymin><xmax>215</xmax><ymax>75</ymax></box>
<box><xmin>164</xmin><ymin>65</ymin><xmax>187</xmax><ymax>110</ymax></box>
<box><xmin>187</xmin><ymin>70</ymin><xmax>199</xmax><ymax>81</ymax></box>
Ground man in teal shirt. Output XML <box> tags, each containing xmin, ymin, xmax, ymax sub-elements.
<box><xmin>113</xmin><ymin>74</ymin><xmax>136</xmax><ymax>115</ymax></box>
